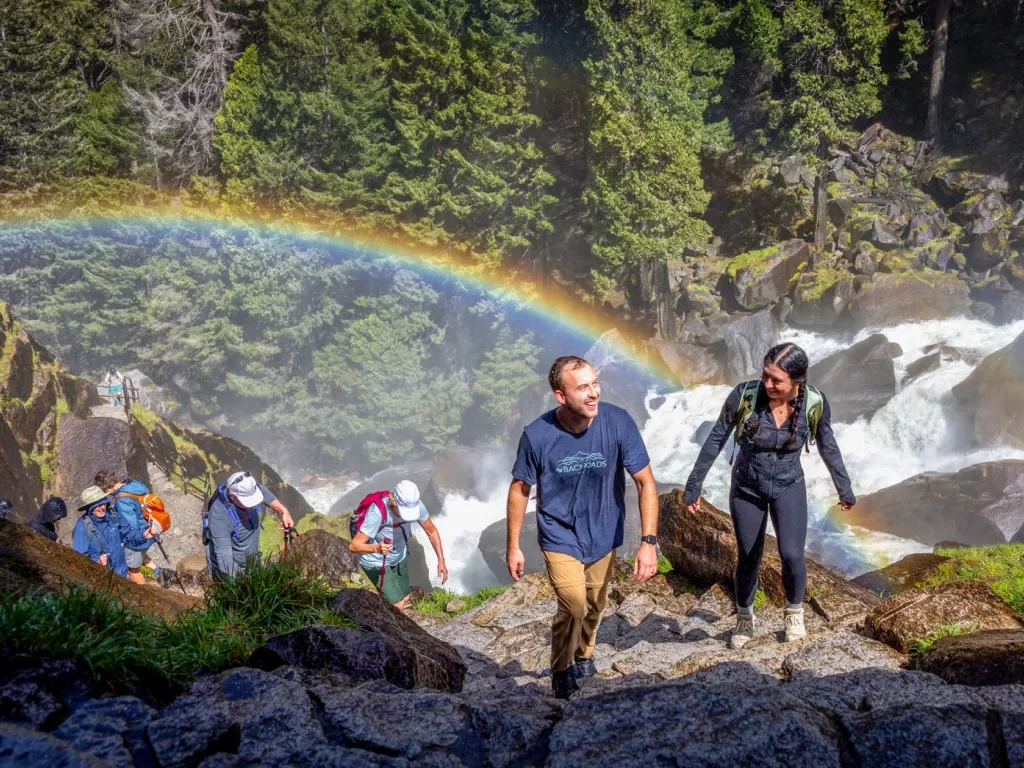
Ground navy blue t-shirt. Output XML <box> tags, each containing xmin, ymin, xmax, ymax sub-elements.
<box><xmin>512</xmin><ymin>403</ymin><xmax>650</xmax><ymax>563</ymax></box>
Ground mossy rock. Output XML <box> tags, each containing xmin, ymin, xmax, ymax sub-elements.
<box><xmin>725</xmin><ymin>239</ymin><xmax>810</xmax><ymax>311</ymax></box>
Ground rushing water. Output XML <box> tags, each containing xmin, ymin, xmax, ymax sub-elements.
<box><xmin>303</xmin><ymin>316</ymin><xmax>1024</xmax><ymax>594</ymax></box>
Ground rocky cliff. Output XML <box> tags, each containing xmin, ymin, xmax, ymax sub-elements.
<box><xmin>0</xmin><ymin>302</ymin><xmax>98</xmax><ymax>521</ymax></box>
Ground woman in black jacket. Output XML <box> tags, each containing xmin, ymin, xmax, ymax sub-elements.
<box><xmin>682</xmin><ymin>343</ymin><xmax>856</xmax><ymax>649</ymax></box>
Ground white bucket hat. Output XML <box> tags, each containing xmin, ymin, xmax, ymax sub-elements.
<box><xmin>392</xmin><ymin>480</ymin><xmax>422</xmax><ymax>522</ymax></box>
<box><xmin>226</xmin><ymin>471</ymin><xmax>264</xmax><ymax>509</ymax></box>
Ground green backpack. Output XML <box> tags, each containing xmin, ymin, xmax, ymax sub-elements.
<box><xmin>729</xmin><ymin>381</ymin><xmax>823</xmax><ymax>464</ymax></box>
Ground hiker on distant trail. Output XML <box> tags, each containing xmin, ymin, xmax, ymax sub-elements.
<box><xmin>71</xmin><ymin>486</ymin><xmax>128</xmax><ymax>578</ymax></box>
<box><xmin>28</xmin><ymin>496</ymin><xmax>67</xmax><ymax>541</ymax></box>
<box><xmin>96</xmin><ymin>470</ymin><xmax>158</xmax><ymax>585</ymax></box>
<box><xmin>682</xmin><ymin>343</ymin><xmax>857</xmax><ymax>650</ymax></box>
<box><xmin>348</xmin><ymin>481</ymin><xmax>448</xmax><ymax>611</ymax></box>
<box><xmin>204</xmin><ymin>471</ymin><xmax>294</xmax><ymax>580</ymax></box>
<box><xmin>507</xmin><ymin>355</ymin><xmax>659</xmax><ymax>700</ymax></box>
<box><xmin>103</xmin><ymin>368</ymin><xmax>124</xmax><ymax>407</ymax></box>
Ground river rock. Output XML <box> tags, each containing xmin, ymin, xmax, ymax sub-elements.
<box><xmin>953</xmin><ymin>329</ymin><xmax>1024</xmax><ymax>449</ymax></box>
<box><xmin>0</xmin><ymin>723</ymin><xmax>108</xmax><ymax>768</ymax></box>
<box><xmin>904</xmin><ymin>351</ymin><xmax>941</xmax><ymax>382</ymax></box>
<box><xmin>937</xmin><ymin>170</ymin><xmax>1010</xmax><ymax>196</ymax></box>
<box><xmin>904</xmin><ymin>212</ymin><xmax>945</xmax><ymax>246</ymax></box>
<box><xmin>839</xmin><ymin>703</ymin><xmax>992</xmax><ymax>766</ymax></box>
<box><xmin>865</xmin><ymin>580</ymin><xmax>1024</xmax><ymax>654</ymax></box>
<box><xmin>548</xmin><ymin>682</ymin><xmax>839</xmax><ymax>767</ymax></box>
<box><xmin>916</xmin><ymin>629</ymin><xmax>1024</xmax><ymax>686</ymax></box>
<box><xmin>328</xmin><ymin>463</ymin><xmax>433</xmax><ymax>518</ymax></box>
<box><xmin>147</xmin><ymin>667</ymin><xmax>327</xmax><ymax>767</ymax></box>
<box><xmin>314</xmin><ymin>681</ymin><xmax>563</xmax><ymax>766</ymax></box>
<box><xmin>658</xmin><ymin>491</ymin><xmax>879</xmax><ymax>616</ymax></box>
<box><xmin>727</xmin><ymin>239</ymin><xmax>810</xmax><ymax>311</ymax></box>
<box><xmin>805</xmin><ymin>334</ymin><xmax>896</xmax><ymax>423</ymax></box>
<box><xmin>843</xmin><ymin>460</ymin><xmax>1024</xmax><ymax>544</ymax></box>
<box><xmin>53</xmin><ymin>696</ymin><xmax>156</xmax><ymax>766</ymax></box>
<box><xmin>790</xmin><ymin>269</ymin><xmax>856</xmax><ymax>328</ymax></box>
<box><xmin>780</xmin><ymin>633</ymin><xmax>905</xmax><ymax>680</ymax></box>
<box><xmin>289</xmin><ymin>529</ymin><xmax>360</xmax><ymax>582</ymax></box>
<box><xmin>966</xmin><ymin>230</ymin><xmax>1014</xmax><ymax>271</ymax></box>
<box><xmin>478</xmin><ymin>510</ymin><xmax>544</xmax><ymax>585</ymax></box>
<box><xmin>722</xmin><ymin>309</ymin><xmax>776</xmax><ymax>381</ymax></box>
<box><xmin>331</xmin><ymin>588</ymin><xmax>466</xmax><ymax>692</ymax></box>
<box><xmin>845</xmin><ymin>272</ymin><xmax>971</xmax><ymax>330</ymax></box>
<box><xmin>649</xmin><ymin>340</ymin><xmax>724</xmax><ymax>387</ymax></box>
<box><xmin>852</xmin><ymin>553</ymin><xmax>952</xmax><ymax>597</ymax></box>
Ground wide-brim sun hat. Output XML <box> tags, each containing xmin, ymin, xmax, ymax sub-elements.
<box><xmin>226</xmin><ymin>471</ymin><xmax>265</xmax><ymax>509</ymax></box>
<box><xmin>77</xmin><ymin>486</ymin><xmax>109</xmax><ymax>511</ymax></box>
<box><xmin>392</xmin><ymin>480</ymin><xmax>422</xmax><ymax>522</ymax></box>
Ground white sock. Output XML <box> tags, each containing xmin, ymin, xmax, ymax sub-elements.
<box><xmin>786</xmin><ymin>603</ymin><xmax>803</xmax><ymax>612</ymax></box>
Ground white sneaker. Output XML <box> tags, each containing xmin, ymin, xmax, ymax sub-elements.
<box><xmin>784</xmin><ymin>608</ymin><xmax>807</xmax><ymax>642</ymax></box>
<box><xmin>730</xmin><ymin>614</ymin><xmax>755</xmax><ymax>649</ymax></box>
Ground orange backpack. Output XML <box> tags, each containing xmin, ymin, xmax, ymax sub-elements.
<box><xmin>118</xmin><ymin>491</ymin><xmax>171</xmax><ymax>533</ymax></box>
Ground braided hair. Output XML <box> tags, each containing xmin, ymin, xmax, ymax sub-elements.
<box><xmin>763</xmin><ymin>343</ymin><xmax>810</xmax><ymax>450</ymax></box>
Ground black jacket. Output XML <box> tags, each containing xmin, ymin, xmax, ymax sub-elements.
<box><xmin>683</xmin><ymin>381</ymin><xmax>856</xmax><ymax>506</ymax></box>
<box><xmin>28</xmin><ymin>497</ymin><xmax>68</xmax><ymax>541</ymax></box>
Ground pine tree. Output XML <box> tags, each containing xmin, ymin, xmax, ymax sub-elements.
<box><xmin>582</xmin><ymin>0</ymin><xmax>732</xmax><ymax>307</ymax></box>
<box><xmin>0</xmin><ymin>0</ymin><xmax>109</xmax><ymax>180</ymax></box>
<box><xmin>736</xmin><ymin>0</ymin><xmax>888</xmax><ymax>246</ymax></box>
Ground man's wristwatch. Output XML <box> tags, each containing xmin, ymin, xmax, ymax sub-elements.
<box><xmin>640</xmin><ymin>535</ymin><xmax>658</xmax><ymax>546</ymax></box>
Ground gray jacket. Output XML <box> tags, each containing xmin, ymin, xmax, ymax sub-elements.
<box><xmin>204</xmin><ymin>483</ymin><xmax>276</xmax><ymax>578</ymax></box>
<box><xmin>683</xmin><ymin>381</ymin><xmax>856</xmax><ymax>506</ymax></box>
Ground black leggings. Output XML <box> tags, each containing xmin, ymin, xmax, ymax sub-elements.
<box><xmin>730</xmin><ymin>482</ymin><xmax>808</xmax><ymax>608</ymax></box>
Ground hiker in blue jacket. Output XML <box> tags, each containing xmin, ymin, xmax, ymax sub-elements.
<box><xmin>683</xmin><ymin>343</ymin><xmax>856</xmax><ymax>650</ymax></box>
<box><xmin>204</xmin><ymin>471</ymin><xmax>295</xmax><ymax>580</ymax></box>
<box><xmin>71</xmin><ymin>486</ymin><xmax>128</xmax><ymax>578</ymax></box>
<box><xmin>96</xmin><ymin>469</ymin><xmax>157</xmax><ymax>585</ymax></box>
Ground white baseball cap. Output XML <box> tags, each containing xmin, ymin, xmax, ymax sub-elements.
<box><xmin>226</xmin><ymin>471</ymin><xmax>264</xmax><ymax>509</ymax></box>
<box><xmin>392</xmin><ymin>480</ymin><xmax>422</xmax><ymax>522</ymax></box>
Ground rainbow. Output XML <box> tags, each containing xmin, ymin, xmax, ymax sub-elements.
<box><xmin>0</xmin><ymin>203</ymin><xmax>679</xmax><ymax>385</ymax></box>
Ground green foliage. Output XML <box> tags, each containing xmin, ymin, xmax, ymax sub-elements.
<box><xmin>0</xmin><ymin>586</ymin><xmax>165</xmax><ymax>692</ymax></box>
<box><xmin>930</xmin><ymin>544</ymin><xmax>1024</xmax><ymax>616</ymax></box>
<box><xmin>72</xmin><ymin>80</ymin><xmax>142</xmax><ymax>176</ymax></box>
<box><xmin>164</xmin><ymin>556</ymin><xmax>344</xmax><ymax>676</ymax></box>
<box><xmin>0</xmin><ymin>558</ymin><xmax>349</xmax><ymax>696</ymax></box>
<box><xmin>908</xmin><ymin>622</ymin><xmax>978</xmax><ymax>657</ymax></box>
<box><xmin>412</xmin><ymin>584</ymin><xmax>510</xmax><ymax>617</ymax></box>
<box><xmin>0</xmin><ymin>218</ymin><xmax>538</xmax><ymax>471</ymax></box>
<box><xmin>725</xmin><ymin>245</ymin><xmax>779</xmax><ymax>279</ymax></box>
<box><xmin>895</xmin><ymin>19</ymin><xmax>929</xmax><ymax>80</ymax></box>
<box><xmin>737</xmin><ymin>0</ymin><xmax>888</xmax><ymax>155</ymax></box>
<box><xmin>623</xmin><ymin>554</ymin><xmax>674</xmax><ymax>575</ymax></box>
<box><xmin>753</xmin><ymin>589</ymin><xmax>769</xmax><ymax>609</ymax></box>
<box><xmin>582</xmin><ymin>0</ymin><xmax>732</xmax><ymax>286</ymax></box>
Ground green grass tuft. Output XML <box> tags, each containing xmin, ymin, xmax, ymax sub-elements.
<box><xmin>413</xmin><ymin>585</ymin><xmax>511</xmax><ymax>618</ymax></box>
<box><xmin>0</xmin><ymin>557</ymin><xmax>351</xmax><ymax>697</ymax></box>
<box><xmin>908</xmin><ymin>622</ymin><xmax>979</xmax><ymax>657</ymax></box>
<box><xmin>929</xmin><ymin>543</ymin><xmax>1024</xmax><ymax>615</ymax></box>
<box><xmin>753</xmin><ymin>589</ymin><xmax>769</xmax><ymax>610</ymax></box>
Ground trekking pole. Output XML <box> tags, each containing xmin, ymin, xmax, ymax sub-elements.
<box><xmin>282</xmin><ymin>525</ymin><xmax>297</xmax><ymax>559</ymax></box>
<box><xmin>150</xmin><ymin>532</ymin><xmax>188</xmax><ymax>595</ymax></box>
<box><xmin>378</xmin><ymin>538</ymin><xmax>392</xmax><ymax>597</ymax></box>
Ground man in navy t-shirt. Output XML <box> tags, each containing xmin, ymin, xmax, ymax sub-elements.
<box><xmin>507</xmin><ymin>355</ymin><xmax>659</xmax><ymax>699</ymax></box>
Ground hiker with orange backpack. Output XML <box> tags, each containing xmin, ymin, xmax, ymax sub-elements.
<box><xmin>95</xmin><ymin>469</ymin><xmax>165</xmax><ymax>585</ymax></box>
<box><xmin>348</xmin><ymin>481</ymin><xmax>448</xmax><ymax>610</ymax></box>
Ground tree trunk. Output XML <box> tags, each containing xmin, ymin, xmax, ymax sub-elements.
<box><xmin>813</xmin><ymin>136</ymin><xmax>829</xmax><ymax>250</ymax></box>
<box><xmin>654</xmin><ymin>260</ymin><xmax>676</xmax><ymax>341</ymax></box>
<box><xmin>926</xmin><ymin>0</ymin><xmax>951</xmax><ymax>143</ymax></box>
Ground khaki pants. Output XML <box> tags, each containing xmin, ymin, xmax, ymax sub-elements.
<box><xmin>542</xmin><ymin>549</ymin><xmax>616</xmax><ymax>673</ymax></box>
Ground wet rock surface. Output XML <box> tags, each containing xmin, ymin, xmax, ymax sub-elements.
<box><xmin>848</xmin><ymin>460</ymin><xmax>1024</xmax><ymax>545</ymax></box>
